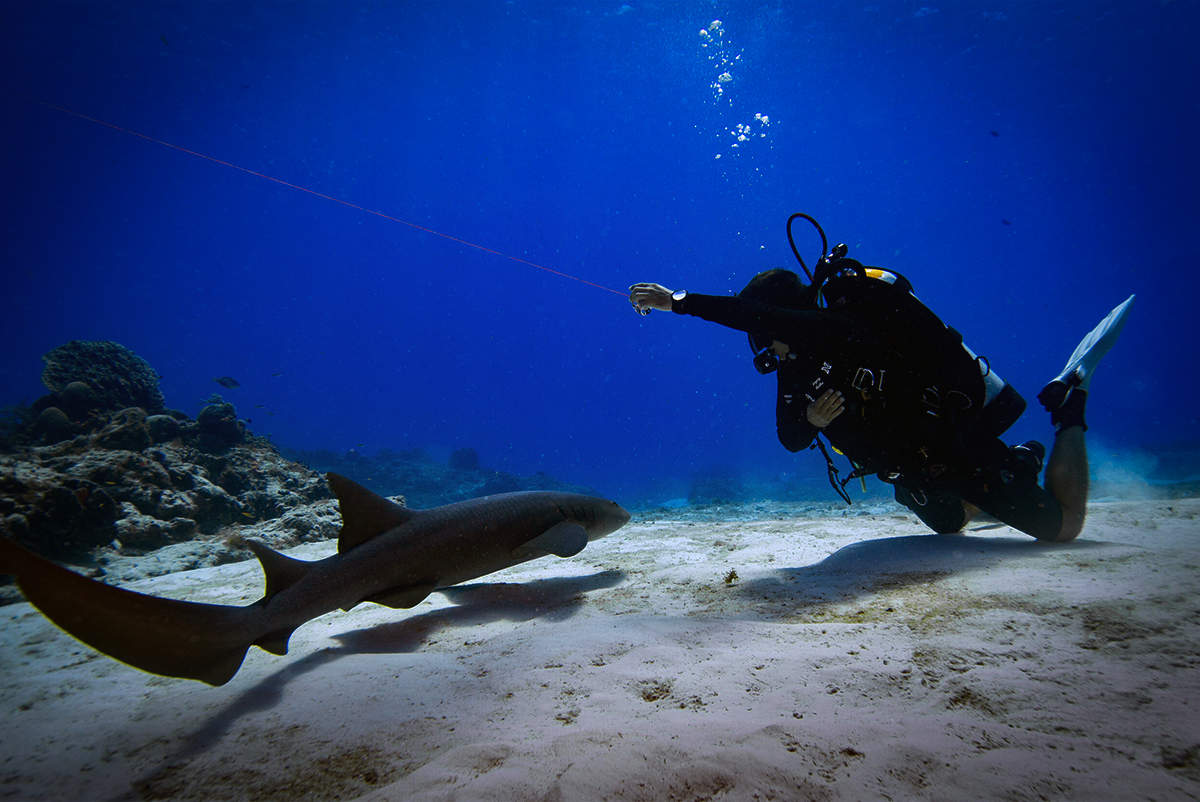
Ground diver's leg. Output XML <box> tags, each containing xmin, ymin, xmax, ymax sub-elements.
<box><xmin>948</xmin><ymin>435</ymin><xmax>1064</xmax><ymax>540</ymax></box>
<box><xmin>892</xmin><ymin>484</ymin><xmax>972</xmax><ymax>534</ymax></box>
<box><xmin>1045</xmin><ymin>425</ymin><xmax>1088</xmax><ymax>542</ymax></box>
<box><xmin>1038</xmin><ymin>386</ymin><xmax>1090</xmax><ymax>542</ymax></box>
<box><xmin>1034</xmin><ymin>295</ymin><xmax>1133</xmax><ymax>540</ymax></box>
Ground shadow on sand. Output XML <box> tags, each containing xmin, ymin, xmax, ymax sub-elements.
<box><xmin>115</xmin><ymin>570</ymin><xmax>623</xmax><ymax>800</ymax></box>
<box><xmin>333</xmin><ymin>568</ymin><xmax>625</xmax><ymax>653</ymax></box>
<box><xmin>735</xmin><ymin>530</ymin><xmax>1123</xmax><ymax>614</ymax></box>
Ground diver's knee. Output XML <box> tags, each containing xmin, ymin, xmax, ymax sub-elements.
<box><xmin>1053</xmin><ymin>517</ymin><xmax>1084</xmax><ymax>542</ymax></box>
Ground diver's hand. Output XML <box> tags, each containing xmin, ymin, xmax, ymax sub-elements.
<box><xmin>807</xmin><ymin>390</ymin><xmax>844</xmax><ymax>428</ymax></box>
<box><xmin>629</xmin><ymin>283</ymin><xmax>674</xmax><ymax>315</ymax></box>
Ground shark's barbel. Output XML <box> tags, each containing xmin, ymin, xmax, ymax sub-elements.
<box><xmin>0</xmin><ymin>473</ymin><xmax>630</xmax><ymax>685</ymax></box>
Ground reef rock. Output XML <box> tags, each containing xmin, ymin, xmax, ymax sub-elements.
<box><xmin>196</xmin><ymin>402</ymin><xmax>245</xmax><ymax>451</ymax></box>
<box><xmin>0</xmin><ymin>432</ymin><xmax>332</xmax><ymax>566</ymax></box>
<box><xmin>1</xmin><ymin>340</ymin><xmax>334</xmax><ymax>581</ymax></box>
<box><xmin>113</xmin><ymin>503</ymin><xmax>199</xmax><ymax>551</ymax></box>
<box><xmin>88</xmin><ymin>497</ymin><xmax>356</xmax><ymax>587</ymax></box>
<box><xmin>40</xmin><ymin>340</ymin><xmax>166</xmax><ymax>414</ymax></box>
<box><xmin>146</xmin><ymin>414</ymin><xmax>183</xmax><ymax>443</ymax></box>
<box><xmin>91</xmin><ymin>407</ymin><xmax>154</xmax><ymax>452</ymax></box>
<box><xmin>33</xmin><ymin>407</ymin><xmax>73</xmax><ymax>444</ymax></box>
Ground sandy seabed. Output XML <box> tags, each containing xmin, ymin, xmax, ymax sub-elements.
<box><xmin>1</xmin><ymin>497</ymin><xmax>1198</xmax><ymax>802</ymax></box>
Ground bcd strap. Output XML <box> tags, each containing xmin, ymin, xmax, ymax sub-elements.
<box><xmin>810</xmin><ymin>435</ymin><xmax>874</xmax><ymax>506</ymax></box>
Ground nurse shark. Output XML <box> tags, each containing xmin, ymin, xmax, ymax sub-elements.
<box><xmin>0</xmin><ymin>472</ymin><xmax>630</xmax><ymax>685</ymax></box>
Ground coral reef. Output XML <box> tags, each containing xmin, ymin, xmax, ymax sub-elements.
<box><xmin>196</xmin><ymin>401</ymin><xmax>245</xmax><ymax>450</ymax></box>
<box><xmin>40</xmin><ymin>340</ymin><xmax>166</xmax><ymax>414</ymax></box>
<box><xmin>0</xmin><ymin>340</ymin><xmax>336</xmax><ymax>593</ymax></box>
<box><xmin>0</xmin><ymin>435</ymin><xmax>332</xmax><ymax>559</ymax></box>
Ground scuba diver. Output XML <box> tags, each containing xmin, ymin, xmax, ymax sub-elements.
<box><xmin>629</xmin><ymin>214</ymin><xmax>1133</xmax><ymax>542</ymax></box>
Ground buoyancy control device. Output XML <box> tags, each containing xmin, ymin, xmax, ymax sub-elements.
<box><xmin>778</xmin><ymin>213</ymin><xmax>1027</xmax><ymax>501</ymax></box>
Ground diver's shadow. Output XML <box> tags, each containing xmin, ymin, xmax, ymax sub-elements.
<box><xmin>737</xmin><ymin>532</ymin><xmax>1115</xmax><ymax>614</ymax></box>
<box><xmin>117</xmin><ymin>568</ymin><xmax>625</xmax><ymax>797</ymax></box>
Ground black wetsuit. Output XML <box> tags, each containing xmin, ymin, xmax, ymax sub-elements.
<box><xmin>671</xmin><ymin>289</ymin><xmax>1064</xmax><ymax>540</ymax></box>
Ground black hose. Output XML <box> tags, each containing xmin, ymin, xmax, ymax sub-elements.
<box><xmin>786</xmin><ymin>213</ymin><xmax>828</xmax><ymax>283</ymax></box>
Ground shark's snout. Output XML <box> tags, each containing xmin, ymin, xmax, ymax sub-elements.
<box><xmin>588</xmin><ymin>498</ymin><xmax>631</xmax><ymax>539</ymax></box>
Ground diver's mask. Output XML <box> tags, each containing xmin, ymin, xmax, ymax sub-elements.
<box><xmin>749</xmin><ymin>334</ymin><xmax>781</xmax><ymax>375</ymax></box>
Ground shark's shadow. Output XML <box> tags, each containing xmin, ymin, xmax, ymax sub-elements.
<box><xmin>333</xmin><ymin>568</ymin><xmax>625</xmax><ymax>653</ymax></box>
<box><xmin>734</xmin><ymin>529</ymin><xmax>1119</xmax><ymax>615</ymax></box>
<box><xmin>115</xmin><ymin>568</ymin><xmax>625</xmax><ymax>797</ymax></box>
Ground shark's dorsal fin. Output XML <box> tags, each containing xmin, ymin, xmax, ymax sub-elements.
<box><xmin>326</xmin><ymin>472</ymin><xmax>417</xmax><ymax>553</ymax></box>
<box><xmin>246</xmin><ymin>540</ymin><xmax>312</xmax><ymax>602</ymax></box>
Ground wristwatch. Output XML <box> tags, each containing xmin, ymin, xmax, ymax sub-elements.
<box><xmin>671</xmin><ymin>289</ymin><xmax>688</xmax><ymax>302</ymax></box>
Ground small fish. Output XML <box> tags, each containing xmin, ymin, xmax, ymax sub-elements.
<box><xmin>990</xmin><ymin>130</ymin><xmax>999</xmax><ymax>137</ymax></box>
<box><xmin>213</xmin><ymin>377</ymin><xmax>240</xmax><ymax>389</ymax></box>
<box><xmin>271</xmin><ymin>373</ymin><xmax>283</xmax><ymax>377</ymax></box>
<box><xmin>160</xmin><ymin>35</ymin><xmax>169</xmax><ymax>47</ymax></box>
<box><xmin>1001</xmin><ymin>219</ymin><xmax>1012</xmax><ymax>226</ymax></box>
<box><xmin>254</xmin><ymin>405</ymin><xmax>265</xmax><ymax>408</ymax></box>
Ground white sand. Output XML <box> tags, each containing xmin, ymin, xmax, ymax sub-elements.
<box><xmin>2</xmin><ymin>498</ymin><xmax>1198</xmax><ymax>801</ymax></box>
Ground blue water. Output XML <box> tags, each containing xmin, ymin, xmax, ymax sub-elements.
<box><xmin>2</xmin><ymin>1</ymin><xmax>1196</xmax><ymax>506</ymax></box>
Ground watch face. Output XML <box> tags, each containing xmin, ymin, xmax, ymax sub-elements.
<box><xmin>671</xmin><ymin>289</ymin><xmax>687</xmax><ymax>301</ymax></box>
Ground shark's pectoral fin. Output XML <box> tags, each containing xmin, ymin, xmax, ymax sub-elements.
<box><xmin>511</xmin><ymin>521</ymin><xmax>589</xmax><ymax>561</ymax></box>
<box><xmin>343</xmin><ymin>581</ymin><xmax>439</xmax><ymax>611</ymax></box>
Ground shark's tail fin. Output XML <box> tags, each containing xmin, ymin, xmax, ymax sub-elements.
<box><xmin>0</xmin><ymin>536</ymin><xmax>261</xmax><ymax>686</ymax></box>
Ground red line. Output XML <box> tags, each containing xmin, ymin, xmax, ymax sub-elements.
<box><xmin>12</xmin><ymin>92</ymin><xmax>627</xmax><ymax>297</ymax></box>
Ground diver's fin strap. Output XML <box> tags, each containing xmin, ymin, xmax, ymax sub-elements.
<box><xmin>1050</xmin><ymin>387</ymin><xmax>1088</xmax><ymax>434</ymax></box>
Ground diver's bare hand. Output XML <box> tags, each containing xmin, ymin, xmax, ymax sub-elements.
<box><xmin>807</xmin><ymin>389</ymin><xmax>844</xmax><ymax>428</ymax></box>
<box><xmin>629</xmin><ymin>283</ymin><xmax>674</xmax><ymax>315</ymax></box>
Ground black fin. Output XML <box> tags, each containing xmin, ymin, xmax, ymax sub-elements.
<box><xmin>341</xmin><ymin>581</ymin><xmax>438</xmax><ymax>611</ymax></box>
<box><xmin>511</xmin><ymin>521</ymin><xmax>588</xmax><ymax>560</ymax></box>
<box><xmin>326</xmin><ymin>472</ymin><xmax>418</xmax><ymax>553</ymax></box>
<box><xmin>0</xmin><ymin>535</ymin><xmax>257</xmax><ymax>686</ymax></box>
<box><xmin>246</xmin><ymin>540</ymin><xmax>311</xmax><ymax>602</ymax></box>
<box><xmin>254</xmin><ymin>627</ymin><xmax>297</xmax><ymax>655</ymax></box>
